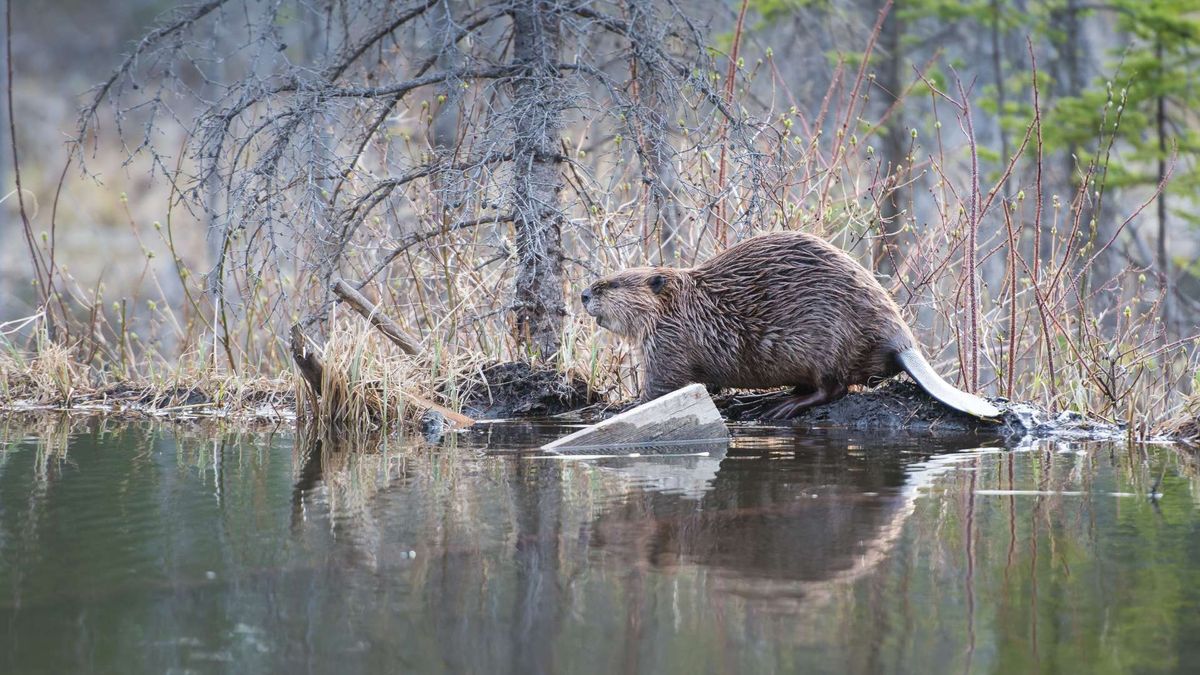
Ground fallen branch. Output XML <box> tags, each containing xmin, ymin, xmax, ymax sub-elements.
<box><xmin>331</xmin><ymin>278</ymin><xmax>421</xmax><ymax>355</ymax></box>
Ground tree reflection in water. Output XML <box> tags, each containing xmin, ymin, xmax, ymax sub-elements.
<box><xmin>1</xmin><ymin>420</ymin><xmax>1196</xmax><ymax>673</ymax></box>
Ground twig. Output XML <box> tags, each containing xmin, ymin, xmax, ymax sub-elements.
<box><xmin>714</xmin><ymin>0</ymin><xmax>750</xmax><ymax>247</ymax></box>
<box><xmin>6</xmin><ymin>0</ymin><xmax>49</xmax><ymax>330</ymax></box>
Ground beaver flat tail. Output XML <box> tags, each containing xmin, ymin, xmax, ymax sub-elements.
<box><xmin>895</xmin><ymin>348</ymin><xmax>1001</xmax><ymax>419</ymax></box>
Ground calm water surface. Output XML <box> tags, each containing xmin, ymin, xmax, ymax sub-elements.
<box><xmin>1</xmin><ymin>417</ymin><xmax>1198</xmax><ymax>674</ymax></box>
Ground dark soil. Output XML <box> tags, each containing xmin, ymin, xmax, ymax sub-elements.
<box><xmin>97</xmin><ymin>383</ymin><xmax>294</xmax><ymax>410</ymax></box>
<box><xmin>715</xmin><ymin>380</ymin><xmax>998</xmax><ymax>431</ymax></box>
<box><xmin>712</xmin><ymin>379</ymin><xmax>1124</xmax><ymax>440</ymax></box>
<box><xmin>130</xmin><ymin>385</ymin><xmax>212</xmax><ymax>407</ymax></box>
<box><xmin>551</xmin><ymin>377</ymin><xmax>1126</xmax><ymax>442</ymax></box>
<box><xmin>456</xmin><ymin>362</ymin><xmax>601</xmax><ymax>419</ymax></box>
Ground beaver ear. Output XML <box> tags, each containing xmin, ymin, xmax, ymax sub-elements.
<box><xmin>648</xmin><ymin>274</ymin><xmax>667</xmax><ymax>295</ymax></box>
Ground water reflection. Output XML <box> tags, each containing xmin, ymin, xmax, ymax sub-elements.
<box><xmin>0</xmin><ymin>419</ymin><xmax>1197</xmax><ymax>673</ymax></box>
<box><xmin>589</xmin><ymin>432</ymin><xmax>999</xmax><ymax>599</ymax></box>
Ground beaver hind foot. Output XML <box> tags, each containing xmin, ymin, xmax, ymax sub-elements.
<box><xmin>762</xmin><ymin>382</ymin><xmax>848</xmax><ymax>420</ymax></box>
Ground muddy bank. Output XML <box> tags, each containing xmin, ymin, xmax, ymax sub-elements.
<box><xmin>468</xmin><ymin>366</ymin><xmax>1129</xmax><ymax>442</ymax></box>
<box><xmin>0</xmin><ymin>381</ymin><xmax>299</xmax><ymax>422</ymax></box>
<box><xmin>1162</xmin><ymin>408</ymin><xmax>1199</xmax><ymax>447</ymax></box>
<box><xmin>456</xmin><ymin>362</ymin><xmax>601</xmax><ymax>418</ymax></box>
<box><xmin>714</xmin><ymin>380</ymin><xmax>1126</xmax><ymax>441</ymax></box>
<box><xmin>0</xmin><ymin>361</ymin><xmax>1154</xmax><ymax>444</ymax></box>
<box><xmin>0</xmin><ymin>361</ymin><xmax>600</xmax><ymax>428</ymax></box>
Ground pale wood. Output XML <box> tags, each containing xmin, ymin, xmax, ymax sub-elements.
<box><xmin>411</xmin><ymin>396</ymin><xmax>475</xmax><ymax>428</ymax></box>
<box><xmin>331</xmin><ymin>278</ymin><xmax>421</xmax><ymax>355</ymax></box>
<box><xmin>542</xmin><ymin>384</ymin><xmax>728</xmax><ymax>451</ymax></box>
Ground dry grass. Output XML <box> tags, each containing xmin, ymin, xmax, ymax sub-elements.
<box><xmin>296</xmin><ymin>319</ymin><xmax>433</xmax><ymax>437</ymax></box>
<box><xmin>0</xmin><ymin>325</ymin><xmax>85</xmax><ymax>404</ymax></box>
<box><xmin>1161</xmin><ymin>393</ymin><xmax>1200</xmax><ymax>445</ymax></box>
<box><xmin>0</xmin><ymin>315</ymin><xmax>297</xmax><ymax>420</ymax></box>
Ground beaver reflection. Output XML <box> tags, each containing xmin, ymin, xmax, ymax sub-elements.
<box><xmin>589</xmin><ymin>432</ymin><xmax>988</xmax><ymax>587</ymax></box>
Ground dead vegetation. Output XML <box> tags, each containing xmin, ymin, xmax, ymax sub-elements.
<box><xmin>1160</xmin><ymin>394</ymin><xmax>1200</xmax><ymax>446</ymax></box>
<box><xmin>1</xmin><ymin>326</ymin><xmax>86</xmax><ymax>404</ymax></box>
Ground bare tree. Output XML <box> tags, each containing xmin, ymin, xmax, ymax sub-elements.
<box><xmin>508</xmin><ymin>0</ymin><xmax>567</xmax><ymax>359</ymax></box>
<box><xmin>873</xmin><ymin>0</ymin><xmax>907</xmax><ymax>276</ymax></box>
<box><xmin>76</xmin><ymin>0</ymin><xmax>744</xmax><ymax>366</ymax></box>
<box><xmin>627</xmin><ymin>0</ymin><xmax>683</xmax><ymax>263</ymax></box>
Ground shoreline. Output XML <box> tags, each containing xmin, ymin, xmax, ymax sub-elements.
<box><xmin>1</xmin><ymin>368</ymin><xmax>1187</xmax><ymax>445</ymax></box>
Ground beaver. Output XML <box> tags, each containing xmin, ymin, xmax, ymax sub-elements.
<box><xmin>581</xmin><ymin>231</ymin><xmax>999</xmax><ymax>419</ymax></box>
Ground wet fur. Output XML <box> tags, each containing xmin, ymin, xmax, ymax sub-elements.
<box><xmin>584</xmin><ymin>231</ymin><xmax>918</xmax><ymax>403</ymax></box>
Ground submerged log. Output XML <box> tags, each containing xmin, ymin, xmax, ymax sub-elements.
<box><xmin>543</xmin><ymin>383</ymin><xmax>728</xmax><ymax>451</ymax></box>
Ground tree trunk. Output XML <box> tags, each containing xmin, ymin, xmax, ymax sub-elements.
<box><xmin>1051</xmin><ymin>0</ymin><xmax>1087</xmax><ymax>265</ymax></box>
<box><xmin>429</xmin><ymin>0</ymin><xmax>469</xmax><ymax>221</ymax></box>
<box><xmin>430</xmin><ymin>0</ymin><xmax>461</xmax><ymax>154</ymax></box>
<box><xmin>628</xmin><ymin>0</ymin><xmax>681</xmax><ymax>264</ymax></box>
<box><xmin>509</xmin><ymin>0</ymin><xmax>566</xmax><ymax>360</ymax></box>
<box><xmin>991</xmin><ymin>0</ymin><xmax>1011</xmax><ymax>201</ymax></box>
<box><xmin>309</xmin><ymin>7</ymin><xmax>341</xmax><ymax>292</ymax></box>
<box><xmin>1156</xmin><ymin>37</ymin><xmax>1172</xmax><ymax>341</ymax></box>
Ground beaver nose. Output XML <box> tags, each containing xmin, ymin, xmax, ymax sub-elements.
<box><xmin>581</xmin><ymin>289</ymin><xmax>592</xmax><ymax>304</ymax></box>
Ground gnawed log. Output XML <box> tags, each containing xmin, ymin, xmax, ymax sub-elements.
<box><xmin>418</xmin><ymin>401</ymin><xmax>475</xmax><ymax>429</ymax></box>
<box><xmin>542</xmin><ymin>383</ymin><xmax>728</xmax><ymax>451</ymax></box>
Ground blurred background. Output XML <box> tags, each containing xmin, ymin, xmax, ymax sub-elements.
<box><xmin>0</xmin><ymin>0</ymin><xmax>176</xmax><ymax>316</ymax></box>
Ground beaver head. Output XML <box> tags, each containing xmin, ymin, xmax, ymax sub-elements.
<box><xmin>582</xmin><ymin>267</ymin><xmax>679</xmax><ymax>339</ymax></box>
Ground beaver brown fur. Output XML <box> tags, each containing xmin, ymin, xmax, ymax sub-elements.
<box><xmin>581</xmin><ymin>231</ymin><xmax>999</xmax><ymax>419</ymax></box>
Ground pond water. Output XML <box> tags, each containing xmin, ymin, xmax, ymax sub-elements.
<box><xmin>0</xmin><ymin>418</ymin><xmax>1198</xmax><ymax>674</ymax></box>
